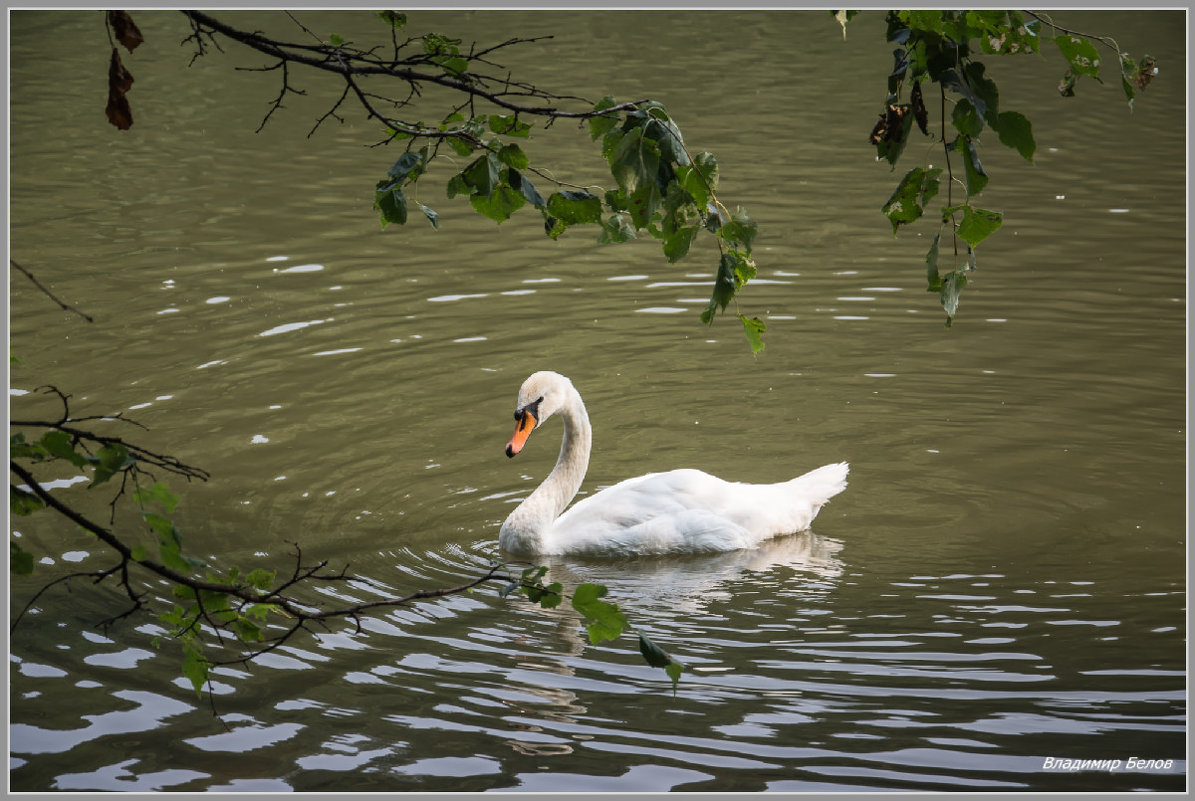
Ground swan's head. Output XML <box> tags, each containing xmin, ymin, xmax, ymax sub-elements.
<box><xmin>505</xmin><ymin>371</ymin><xmax>573</xmax><ymax>458</ymax></box>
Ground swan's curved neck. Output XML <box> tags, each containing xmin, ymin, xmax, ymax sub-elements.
<box><xmin>500</xmin><ymin>384</ymin><xmax>591</xmax><ymax>553</ymax></box>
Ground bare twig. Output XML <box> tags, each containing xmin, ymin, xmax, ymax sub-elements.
<box><xmin>11</xmin><ymin>261</ymin><xmax>94</xmax><ymax>322</ymax></box>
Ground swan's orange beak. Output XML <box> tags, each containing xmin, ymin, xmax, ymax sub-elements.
<box><xmin>505</xmin><ymin>409</ymin><xmax>537</xmax><ymax>458</ymax></box>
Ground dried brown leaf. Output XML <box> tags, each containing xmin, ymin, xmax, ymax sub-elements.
<box><xmin>108</xmin><ymin>10</ymin><xmax>144</xmax><ymax>52</ymax></box>
<box><xmin>106</xmin><ymin>47</ymin><xmax>134</xmax><ymax>130</ymax></box>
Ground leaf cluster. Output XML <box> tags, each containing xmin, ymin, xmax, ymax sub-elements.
<box><xmin>11</xmin><ymin>386</ymin><xmax>688</xmax><ymax>703</ymax></box>
<box><xmin>506</xmin><ymin>566</ymin><xmax>685</xmax><ymax>692</ymax></box>
<box><xmin>375</xmin><ymin>92</ymin><xmax>765</xmax><ymax>351</ymax></box>
<box><xmin>843</xmin><ymin>10</ymin><xmax>1156</xmax><ymax>326</ymax></box>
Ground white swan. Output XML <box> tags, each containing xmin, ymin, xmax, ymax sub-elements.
<box><xmin>498</xmin><ymin>371</ymin><xmax>848</xmax><ymax>556</ymax></box>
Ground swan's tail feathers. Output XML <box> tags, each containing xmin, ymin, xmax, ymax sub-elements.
<box><xmin>790</xmin><ymin>461</ymin><xmax>850</xmax><ymax>506</ymax></box>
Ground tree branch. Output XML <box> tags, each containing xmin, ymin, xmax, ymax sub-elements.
<box><xmin>11</xmin><ymin>261</ymin><xmax>94</xmax><ymax>323</ymax></box>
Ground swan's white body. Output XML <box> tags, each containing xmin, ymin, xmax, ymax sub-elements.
<box><xmin>498</xmin><ymin>371</ymin><xmax>848</xmax><ymax>557</ymax></box>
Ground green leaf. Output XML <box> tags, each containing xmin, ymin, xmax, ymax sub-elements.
<box><xmin>951</xmin><ymin>98</ymin><xmax>984</xmax><ymax>138</ymax></box>
<box><xmin>328</xmin><ymin>33</ymin><xmax>344</xmax><ymax>47</ymax></box>
<box><xmin>739</xmin><ymin>314</ymin><xmax>766</xmax><ymax>354</ymax></box>
<box><xmin>376</xmin><ymin>11</ymin><xmax>407</xmax><ymax>29</ymax></box>
<box><xmin>662</xmin><ymin>225</ymin><xmax>699</xmax><ymax>262</ymax></box>
<box><xmin>638</xmin><ymin>632</ymin><xmax>685</xmax><ymax>694</ymax></box>
<box><xmin>488</xmin><ymin>114</ymin><xmax>530</xmax><ymax>138</ymax></box>
<box><xmin>956</xmin><ymin>206</ymin><xmax>1003</xmax><ymax>248</ymax></box>
<box><xmin>702</xmin><ymin>252</ymin><xmax>740</xmax><ymax>324</ymax></box>
<box><xmin>598</xmin><ymin>213</ymin><xmax>636</xmax><ymax>244</ymax></box>
<box><xmin>963</xmin><ymin>61</ymin><xmax>1001</xmax><ymax>125</ymax></box>
<box><xmin>38</xmin><ymin>430</ymin><xmax>85</xmax><ymax>467</ymax></box>
<box><xmin>133</xmin><ymin>481</ymin><xmax>179</xmax><ymax>513</ymax></box>
<box><xmin>374</xmin><ymin>184</ymin><xmax>408</xmax><ymax>227</ymax></box>
<box><xmin>232</xmin><ymin>617</ymin><xmax>264</xmax><ymax>642</ymax></box>
<box><xmin>545</xmin><ymin>191</ymin><xmax>602</xmax><ymax>227</ymax></box>
<box><xmin>423</xmin><ymin>33</ymin><xmax>468</xmax><ymax>77</ymax></box>
<box><xmin>940</xmin><ymin>269</ymin><xmax>969</xmax><ymax>326</ymax></box>
<box><xmin>507</xmin><ymin>170</ymin><xmax>545</xmax><ymax>209</ymax></box>
<box><xmin>497</xmin><ymin>143</ymin><xmax>529</xmax><ymax>170</ymax></box>
<box><xmin>181</xmin><ymin>638</ymin><xmax>209</xmax><ymax>700</ymax></box>
<box><xmin>718</xmin><ymin>208</ymin><xmax>758</xmax><ymax>253</ymax></box>
<box><xmin>447</xmin><ymin>136</ymin><xmax>474</xmax><ymax>157</ymax></box>
<box><xmin>446</xmin><ymin>173</ymin><xmax>471</xmax><ymax>199</ymax></box>
<box><xmin>470</xmin><ymin>183</ymin><xmax>525</xmax><ymax>224</ymax></box>
<box><xmin>646</xmin><ymin>115</ymin><xmax>688</xmax><ymax>166</ymax></box>
<box><xmin>609</xmin><ymin>125</ymin><xmax>660</xmax><ymax>193</ymax></box>
<box><xmin>144</xmin><ymin>512</ymin><xmax>194</xmax><ymax>572</ymax></box>
<box><xmin>130</xmin><ymin>544</ymin><xmax>147</xmax><ymax>562</ymax></box>
<box><xmin>925</xmin><ymin>231</ymin><xmax>943</xmax><ymax>291</ymax></box>
<box><xmin>91</xmin><ymin>442</ymin><xmax>134</xmax><ymax>486</ymax></box>
<box><xmin>570</xmin><ymin>582</ymin><xmax>628</xmax><ymax>645</ymax></box>
<box><xmin>418</xmin><ymin>203</ymin><xmax>439</xmax><ymax>229</ymax></box>
<box><xmin>588</xmin><ymin>95</ymin><xmax>620</xmax><ymax>141</ymax></box>
<box><xmin>993</xmin><ymin>110</ymin><xmax>1035</xmax><ymax>163</ymax></box>
<box><xmin>386</xmin><ymin>151</ymin><xmax>425</xmax><ymax>181</ymax></box>
<box><xmin>11</xmin><ymin>486</ymin><xmax>45</xmax><ymax>517</ymax></box>
<box><xmin>882</xmin><ymin>166</ymin><xmax>942</xmax><ymax>232</ymax></box>
<box><xmin>11</xmin><ymin>541</ymin><xmax>34</xmax><ymax>574</ymax></box>
<box><xmin>460</xmin><ymin>153</ymin><xmax>500</xmax><ymax>197</ymax></box>
<box><xmin>626</xmin><ymin>181</ymin><xmax>661</xmax><ymax>229</ymax></box>
<box><xmin>244</xmin><ymin>568</ymin><xmax>275</xmax><ymax>591</ymax></box>
<box><xmin>1054</xmin><ymin>34</ymin><xmax>1101</xmax><ymax>79</ymax></box>
<box><xmin>961</xmin><ymin>137</ymin><xmax>988</xmax><ymax>196</ymax></box>
<box><xmin>245</xmin><ymin>603</ymin><xmax>275</xmax><ymax>621</ymax></box>
<box><xmin>637</xmin><ymin>631</ymin><xmax>672</xmax><ymax>668</ymax></box>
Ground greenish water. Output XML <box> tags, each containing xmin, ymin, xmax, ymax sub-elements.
<box><xmin>9</xmin><ymin>10</ymin><xmax>1186</xmax><ymax>792</ymax></box>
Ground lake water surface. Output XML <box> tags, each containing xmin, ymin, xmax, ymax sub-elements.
<box><xmin>8</xmin><ymin>10</ymin><xmax>1187</xmax><ymax>793</ymax></box>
